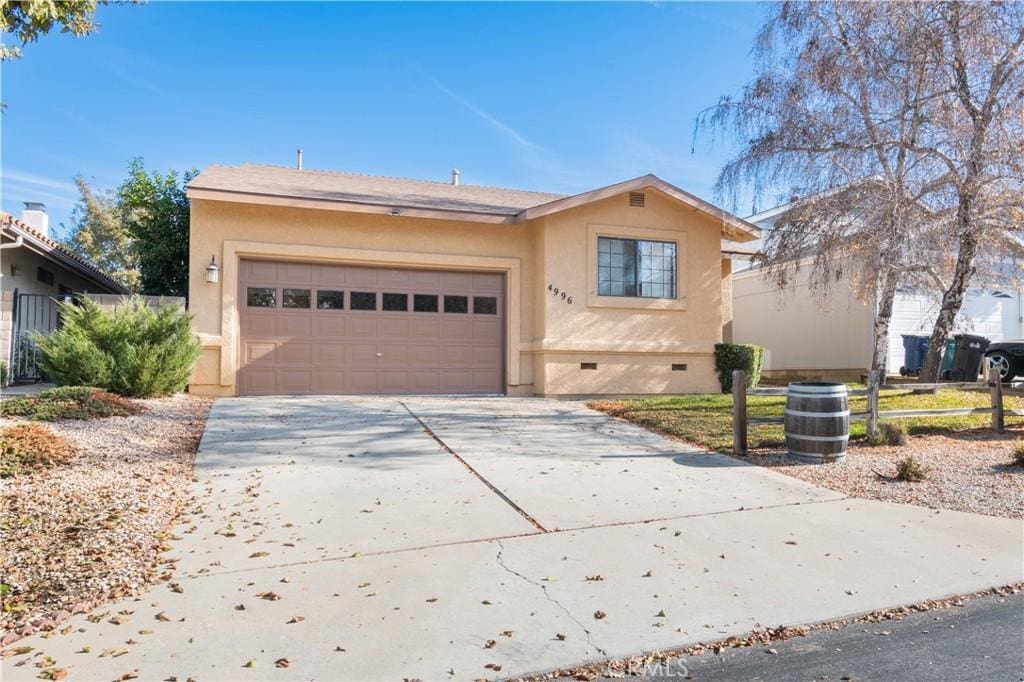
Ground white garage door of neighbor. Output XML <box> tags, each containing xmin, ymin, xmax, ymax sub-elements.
<box><xmin>888</xmin><ymin>288</ymin><xmax>1020</xmax><ymax>371</ymax></box>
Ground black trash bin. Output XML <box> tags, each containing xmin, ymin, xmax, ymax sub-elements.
<box><xmin>899</xmin><ymin>335</ymin><xmax>930</xmax><ymax>376</ymax></box>
<box><xmin>948</xmin><ymin>334</ymin><xmax>990</xmax><ymax>381</ymax></box>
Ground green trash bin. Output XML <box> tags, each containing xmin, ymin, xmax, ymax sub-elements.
<box><xmin>940</xmin><ymin>338</ymin><xmax>957</xmax><ymax>377</ymax></box>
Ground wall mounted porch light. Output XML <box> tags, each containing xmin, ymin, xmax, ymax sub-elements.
<box><xmin>206</xmin><ymin>255</ymin><xmax>220</xmax><ymax>284</ymax></box>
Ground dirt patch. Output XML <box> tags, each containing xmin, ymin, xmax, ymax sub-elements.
<box><xmin>743</xmin><ymin>431</ymin><xmax>1024</xmax><ymax>519</ymax></box>
<box><xmin>0</xmin><ymin>394</ymin><xmax>212</xmax><ymax>643</ymax></box>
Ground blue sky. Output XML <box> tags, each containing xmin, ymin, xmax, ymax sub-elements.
<box><xmin>1</xmin><ymin>1</ymin><xmax>764</xmax><ymax>238</ymax></box>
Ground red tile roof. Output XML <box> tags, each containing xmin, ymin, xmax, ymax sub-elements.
<box><xmin>1</xmin><ymin>213</ymin><xmax>130</xmax><ymax>294</ymax></box>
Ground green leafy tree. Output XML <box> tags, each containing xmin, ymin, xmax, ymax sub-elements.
<box><xmin>1</xmin><ymin>0</ymin><xmax>108</xmax><ymax>62</ymax></box>
<box><xmin>64</xmin><ymin>175</ymin><xmax>141</xmax><ymax>291</ymax></box>
<box><xmin>118</xmin><ymin>158</ymin><xmax>196</xmax><ymax>298</ymax></box>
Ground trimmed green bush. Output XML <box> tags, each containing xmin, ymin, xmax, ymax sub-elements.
<box><xmin>0</xmin><ymin>360</ymin><xmax>6</xmax><ymax>387</ymax></box>
<box><xmin>34</xmin><ymin>297</ymin><xmax>200</xmax><ymax>398</ymax></box>
<box><xmin>714</xmin><ymin>343</ymin><xmax>765</xmax><ymax>393</ymax></box>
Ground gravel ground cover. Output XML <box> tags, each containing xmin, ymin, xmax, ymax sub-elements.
<box><xmin>0</xmin><ymin>394</ymin><xmax>211</xmax><ymax>644</ymax></box>
<box><xmin>745</xmin><ymin>432</ymin><xmax>1024</xmax><ymax>519</ymax></box>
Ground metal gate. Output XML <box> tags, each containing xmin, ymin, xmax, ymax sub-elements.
<box><xmin>10</xmin><ymin>293</ymin><xmax>60</xmax><ymax>382</ymax></box>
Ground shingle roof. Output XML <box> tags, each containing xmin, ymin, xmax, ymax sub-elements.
<box><xmin>187</xmin><ymin>164</ymin><xmax>761</xmax><ymax>241</ymax></box>
<box><xmin>189</xmin><ymin>164</ymin><xmax>566</xmax><ymax>216</ymax></box>
<box><xmin>0</xmin><ymin>213</ymin><xmax>130</xmax><ymax>294</ymax></box>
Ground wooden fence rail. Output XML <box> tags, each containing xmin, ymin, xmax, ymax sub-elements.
<box><xmin>731</xmin><ymin>369</ymin><xmax>1007</xmax><ymax>456</ymax></box>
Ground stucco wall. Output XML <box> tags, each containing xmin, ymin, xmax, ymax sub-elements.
<box><xmin>732</xmin><ymin>263</ymin><xmax>873</xmax><ymax>374</ymax></box>
<box><xmin>528</xmin><ymin>190</ymin><xmax>725</xmax><ymax>394</ymax></box>
<box><xmin>189</xmin><ymin>188</ymin><xmax>729</xmax><ymax>396</ymax></box>
<box><xmin>188</xmin><ymin>199</ymin><xmax>538</xmax><ymax>395</ymax></box>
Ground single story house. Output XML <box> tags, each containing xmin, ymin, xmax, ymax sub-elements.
<box><xmin>732</xmin><ymin>202</ymin><xmax>1023</xmax><ymax>380</ymax></box>
<box><xmin>186</xmin><ymin>164</ymin><xmax>760</xmax><ymax>397</ymax></box>
<box><xmin>1</xmin><ymin>206</ymin><xmax>129</xmax><ymax>382</ymax></box>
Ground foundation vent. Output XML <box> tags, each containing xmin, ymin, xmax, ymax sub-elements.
<box><xmin>580</xmin><ymin>362</ymin><xmax>598</xmax><ymax>370</ymax></box>
<box><xmin>671</xmin><ymin>363</ymin><xmax>687</xmax><ymax>371</ymax></box>
<box><xmin>629</xmin><ymin>191</ymin><xmax>646</xmax><ymax>208</ymax></box>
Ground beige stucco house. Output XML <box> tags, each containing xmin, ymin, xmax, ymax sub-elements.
<box><xmin>186</xmin><ymin>164</ymin><xmax>759</xmax><ymax>397</ymax></box>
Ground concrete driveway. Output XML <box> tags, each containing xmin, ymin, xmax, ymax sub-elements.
<box><xmin>4</xmin><ymin>396</ymin><xmax>1022</xmax><ymax>681</ymax></box>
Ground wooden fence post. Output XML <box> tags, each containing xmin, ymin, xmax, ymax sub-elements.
<box><xmin>732</xmin><ymin>369</ymin><xmax>747</xmax><ymax>456</ymax></box>
<box><xmin>991</xmin><ymin>377</ymin><xmax>1004</xmax><ymax>433</ymax></box>
<box><xmin>866</xmin><ymin>369</ymin><xmax>880</xmax><ymax>439</ymax></box>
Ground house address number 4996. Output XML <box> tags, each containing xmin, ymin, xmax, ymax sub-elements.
<box><xmin>547</xmin><ymin>284</ymin><xmax>573</xmax><ymax>305</ymax></box>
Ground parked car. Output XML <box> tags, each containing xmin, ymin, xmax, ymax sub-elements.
<box><xmin>984</xmin><ymin>340</ymin><xmax>1024</xmax><ymax>382</ymax></box>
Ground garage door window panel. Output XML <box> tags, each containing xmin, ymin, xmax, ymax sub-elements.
<box><xmin>283</xmin><ymin>288</ymin><xmax>311</xmax><ymax>309</ymax></box>
<box><xmin>383</xmin><ymin>293</ymin><xmax>409</xmax><ymax>311</ymax></box>
<box><xmin>351</xmin><ymin>291</ymin><xmax>377</xmax><ymax>310</ymax></box>
<box><xmin>414</xmin><ymin>294</ymin><xmax>439</xmax><ymax>313</ymax></box>
<box><xmin>444</xmin><ymin>295</ymin><xmax>469</xmax><ymax>313</ymax></box>
<box><xmin>473</xmin><ymin>296</ymin><xmax>498</xmax><ymax>315</ymax></box>
<box><xmin>247</xmin><ymin>287</ymin><xmax>277</xmax><ymax>307</ymax></box>
<box><xmin>317</xmin><ymin>290</ymin><xmax>344</xmax><ymax>309</ymax></box>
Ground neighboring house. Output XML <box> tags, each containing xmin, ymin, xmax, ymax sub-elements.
<box><xmin>186</xmin><ymin>164</ymin><xmax>759</xmax><ymax>397</ymax></box>
<box><xmin>1</xmin><ymin>206</ymin><xmax>130</xmax><ymax>382</ymax></box>
<box><xmin>732</xmin><ymin>202</ymin><xmax>1023</xmax><ymax>380</ymax></box>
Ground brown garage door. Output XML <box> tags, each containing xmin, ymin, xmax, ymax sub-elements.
<box><xmin>238</xmin><ymin>260</ymin><xmax>504</xmax><ymax>395</ymax></box>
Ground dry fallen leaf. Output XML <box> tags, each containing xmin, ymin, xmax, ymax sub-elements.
<box><xmin>275</xmin><ymin>658</ymin><xmax>290</xmax><ymax>668</ymax></box>
<box><xmin>234</xmin><ymin>604</ymin><xmax>246</xmax><ymax>611</ymax></box>
<box><xmin>554</xmin><ymin>633</ymin><xmax>567</xmax><ymax>641</ymax></box>
<box><xmin>593</xmin><ymin>610</ymin><xmax>607</xmax><ymax>620</ymax></box>
<box><xmin>155</xmin><ymin>612</ymin><xmax>172</xmax><ymax>622</ymax></box>
<box><xmin>425</xmin><ymin>597</ymin><xmax>438</xmax><ymax>603</ymax></box>
<box><xmin>249</xmin><ymin>552</ymin><xmax>270</xmax><ymax>559</ymax></box>
<box><xmin>484</xmin><ymin>663</ymin><xmax>502</xmax><ymax>671</ymax></box>
<box><xmin>242</xmin><ymin>660</ymin><xmax>255</xmax><ymax>668</ymax></box>
<box><xmin>256</xmin><ymin>591</ymin><xmax>282</xmax><ymax>601</ymax></box>
<box><xmin>500</xmin><ymin>630</ymin><xmax>513</xmax><ymax>637</ymax></box>
<box><xmin>585</xmin><ymin>575</ymin><xmax>604</xmax><ymax>582</ymax></box>
<box><xmin>287</xmin><ymin>616</ymin><xmax>305</xmax><ymax>624</ymax></box>
<box><xmin>484</xmin><ymin>640</ymin><xmax>496</xmax><ymax>649</ymax></box>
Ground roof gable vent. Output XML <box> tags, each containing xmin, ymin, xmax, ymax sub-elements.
<box><xmin>629</xmin><ymin>191</ymin><xmax>645</xmax><ymax>208</ymax></box>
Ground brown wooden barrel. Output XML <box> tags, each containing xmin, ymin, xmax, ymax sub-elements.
<box><xmin>784</xmin><ymin>382</ymin><xmax>849</xmax><ymax>462</ymax></box>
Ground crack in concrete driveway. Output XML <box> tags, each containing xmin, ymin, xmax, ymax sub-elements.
<box><xmin>495</xmin><ymin>538</ymin><xmax>608</xmax><ymax>657</ymax></box>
